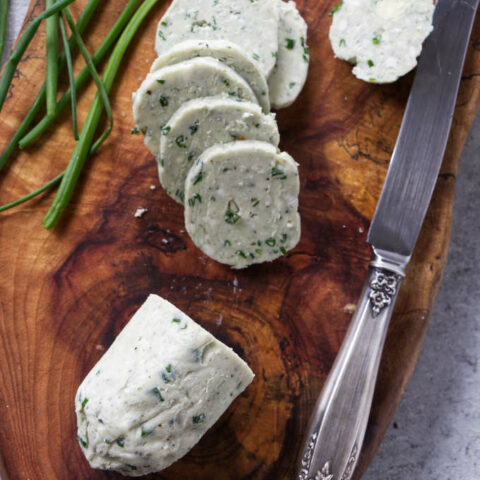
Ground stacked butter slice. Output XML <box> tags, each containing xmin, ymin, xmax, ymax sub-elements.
<box><xmin>133</xmin><ymin>0</ymin><xmax>309</xmax><ymax>268</ymax></box>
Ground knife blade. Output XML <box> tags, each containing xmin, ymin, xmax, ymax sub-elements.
<box><xmin>295</xmin><ymin>1</ymin><xmax>479</xmax><ymax>479</ymax></box>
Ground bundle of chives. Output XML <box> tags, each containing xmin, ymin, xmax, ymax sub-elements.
<box><xmin>0</xmin><ymin>0</ymin><xmax>102</xmax><ymax>172</ymax></box>
<box><xmin>43</xmin><ymin>0</ymin><xmax>159</xmax><ymax>229</ymax></box>
<box><xmin>19</xmin><ymin>0</ymin><xmax>141</xmax><ymax>149</ymax></box>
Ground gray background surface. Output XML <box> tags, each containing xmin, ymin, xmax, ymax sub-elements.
<box><xmin>3</xmin><ymin>2</ymin><xmax>479</xmax><ymax>479</ymax></box>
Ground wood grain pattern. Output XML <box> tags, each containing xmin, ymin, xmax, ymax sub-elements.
<box><xmin>0</xmin><ymin>1</ymin><xmax>479</xmax><ymax>479</ymax></box>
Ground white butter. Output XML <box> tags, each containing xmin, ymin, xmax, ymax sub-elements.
<box><xmin>75</xmin><ymin>294</ymin><xmax>254</xmax><ymax>476</ymax></box>
<box><xmin>329</xmin><ymin>0</ymin><xmax>435</xmax><ymax>83</ymax></box>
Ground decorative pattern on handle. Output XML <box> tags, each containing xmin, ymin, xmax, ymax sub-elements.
<box><xmin>340</xmin><ymin>444</ymin><xmax>358</xmax><ymax>480</ymax></box>
<box><xmin>298</xmin><ymin>433</ymin><xmax>318</xmax><ymax>480</ymax></box>
<box><xmin>368</xmin><ymin>269</ymin><xmax>400</xmax><ymax>316</ymax></box>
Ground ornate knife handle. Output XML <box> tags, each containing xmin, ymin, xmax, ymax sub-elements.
<box><xmin>295</xmin><ymin>249</ymin><xmax>409</xmax><ymax>480</ymax></box>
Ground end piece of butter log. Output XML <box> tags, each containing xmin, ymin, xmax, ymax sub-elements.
<box><xmin>75</xmin><ymin>294</ymin><xmax>254</xmax><ymax>476</ymax></box>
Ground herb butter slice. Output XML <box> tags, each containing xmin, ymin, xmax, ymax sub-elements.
<box><xmin>133</xmin><ymin>57</ymin><xmax>258</xmax><ymax>156</ymax></box>
<box><xmin>159</xmin><ymin>97</ymin><xmax>280</xmax><ymax>204</ymax></box>
<box><xmin>184</xmin><ymin>141</ymin><xmax>301</xmax><ymax>268</ymax></box>
<box><xmin>155</xmin><ymin>0</ymin><xmax>280</xmax><ymax>78</ymax></box>
<box><xmin>75</xmin><ymin>294</ymin><xmax>254</xmax><ymax>476</ymax></box>
<box><xmin>329</xmin><ymin>0</ymin><xmax>435</xmax><ymax>83</ymax></box>
<box><xmin>268</xmin><ymin>1</ymin><xmax>309</xmax><ymax>109</ymax></box>
<box><xmin>151</xmin><ymin>39</ymin><xmax>270</xmax><ymax>113</ymax></box>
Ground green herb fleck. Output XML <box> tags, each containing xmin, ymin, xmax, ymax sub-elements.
<box><xmin>272</xmin><ymin>51</ymin><xmax>278</xmax><ymax>59</ymax></box>
<box><xmin>271</xmin><ymin>167</ymin><xmax>287</xmax><ymax>179</ymax></box>
<box><xmin>187</xmin><ymin>152</ymin><xmax>195</xmax><ymax>162</ymax></box>
<box><xmin>162</xmin><ymin>126</ymin><xmax>171</xmax><ymax>135</ymax></box>
<box><xmin>166</xmin><ymin>364</ymin><xmax>172</xmax><ymax>373</ymax></box>
<box><xmin>252</xmin><ymin>53</ymin><xmax>260</xmax><ymax>61</ymax></box>
<box><xmin>172</xmin><ymin>317</ymin><xmax>181</xmax><ymax>323</ymax></box>
<box><xmin>176</xmin><ymin>135</ymin><xmax>187</xmax><ymax>148</ymax></box>
<box><xmin>81</xmin><ymin>397</ymin><xmax>89</xmax><ymax>412</ymax></box>
<box><xmin>126</xmin><ymin>464</ymin><xmax>137</xmax><ymax>471</ymax></box>
<box><xmin>369</xmin><ymin>78</ymin><xmax>377</xmax><ymax>83</ymax></box>
<box><xmin>161</xmin><ymin>21</ymin><xmax>168</xmax><ymax>27</ymax></box>
<box><xmin>175</xmin><ymin>189</ymin><xmax>185</xmax><ymax>202</ymax></box>
<box><xmin>224</xmin><ymin>239</ymin><xmax>231</xmax><ymax>246</ymax></box>
<box><xmin>151</xmin><ymin>387</ymin><xmax>164</xmax><ymax>402</ymax></box>
<box><xmin>236</xmin><ymin>250</ymin><xmax>247</xmax><ymax>258</ymax></box>
<box><xmin>116</xmin><ymin>438</ymin><xmax>125</xmax><ymax>448</ymax></box>
<box><xmin>77</xmin><ymin>435</ymin><xmax>88</xmax><ymax>448</ymax></box>
<box><xmin>280</xmin><ymin>246</ymin><xmax>287</xmax><ymax>256</ymax></box>
<box><xmin>192</xmin><ymin>170</ymin><xmax>204</xmax><ymax>185</ymax></box>
<box><xmin>285</xmin><ymin>38</ymin><xmax>295</xmax><ymax>49</ymax></box>
<box><xmin>339</xmin><ymin>38</ymin><xmax>346</xmax><ymax>47</ymax></box>
<box><xmin>188</xmin><ymin>193</ymin><xmax>202</xmax><ymax>207</ymax></box>
<box><xmin>265</xmin><ymin>238</ymin><xmax>276</xmax><ymax>247</ymax></box>
<box><xmin>329</xmin><ymin>1</ymin><xmax>343</xmax><ymax>16</ymax></box>
<box><xmin>255</xmin><ymin>248</ymin><xmax>263</xmax><ymax>255</ymax></box>
<box><xmin>159</xmin><ymin>95</ymin><xmax>169</xmax><ymax>107</ymax></box>
<box><xmin>373</xmin><ymin>34</ymin><xmax>382</xmax><ymax>45</ymax></box>
<box><xmin>193</xmin><ymin>413</ymin><xmax>206</xmax><ymax>424</ymax></box>
<box><xmin>251</xmin><ymin>198</ymin><xmax>259</xmax><ymax>207</ymax></box>
<box><xmin>280</xmin><ymin>233</ymin><xmax>287</xmax><ymax>243</ymax></box>
<box><xmin>158</xmin><ymin>30</ymin><xmax>166</xmax><ymax>41</ymax></box>
<box><xmin>289</xmin><ymin>82</ymin><xmax>296</xmax><ymax>89</ymax></box>
<box><xmin>189</xmin><ymin>123</ymin><xmax>199</xmax><ymax>135</ymax></box>
<box><xmin>225</xmin><ymin>199</ymin><xmax>241</xmax><ymax>224</ymax></box>
<box><xmin>157</xmin><ymin>79</ymin><xmax>165</xmax><ymax>84</ymax></box>
<box><xmin>368</xmin><ymin>59</ymin><xmax>374</xmax><ymax>67</ymax></box>
<box><xmin>130</xmin><ymin>127</ymin><xmax>139</xmax><ymax>135</ymax></box>
<box><xmin>141</xmin><ymin>426</ymin><xmax>154</xmax><ymax>437</ymax></box>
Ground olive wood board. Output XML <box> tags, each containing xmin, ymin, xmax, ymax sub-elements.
<box><xmin>0</xmin><ymin>1</ymin><xmax>479</xmax><ymax>479</ymax></box>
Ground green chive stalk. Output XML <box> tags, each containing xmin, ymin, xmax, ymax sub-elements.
<box><xmin>0</xmin><ymin>173</ymin><xmax>63</xmax><ymax>212</ymax></box>
<box><xmin>45</xmin><ymin>0</ymin><xmax>59</xmax><ymax>115</ymax></box>
<box><xmin>58</xmin><ymin>12</ymin><xmax>78</xmax><ymax>139</ymax></box>
<box><xmin>0</xmin><ymin>0</ymin><xmax>8</xmax><ymax>63</ymax></box>
<box><xmin>42</xmin><ymin>0</ymin><xmax>159</xmax><ymax>229</ymax></box>
<box><xmin>62</xmin><ymin>6</ymin><xmax>113</xmax><ymax>142</ymax></box>
<box><xmin>0</xmin><ymin>0</ymin><xmax>75</xmax><ymax>112</ymax></box>
<box><xmin>18</xmin><ymin>0</ymin><xmax>141</xmax><ymax>150</ymax></box>
<box><xmin>0</xmin><ymin>0</ymin><xmax>101</xmax><ymax>171</ymax></box>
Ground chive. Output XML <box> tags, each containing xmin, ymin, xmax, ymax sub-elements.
<box><xmin>157</xmin><ymin>79</ymin><xmax>165</xmax><ymax>84</ymax></box>
<box><xmin>81</xmin><ymin>397</ymin><xmax>89</xmax><ymax>411</ymax></box>
<box><xmin>225</xmin><ymin>199</ymin><xmax>240</xmax><ymax>224</ymax></box>
<box><xmin>339</xmin><ymin>38</ymin><xmax>346</xmax><ymax>47</ymax></box>
<box><xmin>141</xmin><ymin>425</ymin><xmax>153</xmax><ymax>437</ymax></box>
<box><xmin>0</xmin><ymin>0</ymin><xmax>76</xmax><ymax>113</ymax></box>
<box><xmin>252</xmin><ymin>52</ymin><xmax>260</xmax><ymax>61</ymax></box>
<box><xmin>224</xmin><ymin>239</ymin><xmax>231</xmax><ymax>246</ymax></box>
<box><xmin>192</xmin><ymin>413</ymin><xmax>207</xmax><ymax>424</ymax></box>
<box><xmin>280</xmin><ymin>246</ymin><xmax>287</xmax><ymax>256</ymax></box>
<box><xmin>151</xmin><ymin>387</ymin><xmax>164</xmax><ymax>402</ymax></box>
<box><xmin>45</xmin><ymin>0</ymin><xmax>59</xmax><ymax>116</ymax></box>
<box><xmin>172</xmin><ymin>317</ymin><xmax>181</xmax><ymax>323</ymax></box>
<box><xmin>188</xmin><ymin>193</ymin><xmax>202</xmax><ymax>206</ymax></box>
<box><xmin>166</xmin><ymin>364</ymin><xmax>172</xmax><ymax>373</ymax></box>
<box><xmin>18</xmin><ymin>0</ymin><xmax>141</xmax><ymax>150</ymax></box>
<box><xmin>159</xmin><ymin>95</ymin><xmax>169</xmax><ymax>106</ymax></box>
<box><xmin>368</xmin><ymin>59</ymin><xmax>374</xmax><ymax>67</ymax></box>
<box><xmin>77</xmin><ymin>435</ymin><xmax>88</xmax><ymax>448</ymax></box>
<box><xmin>63</xmin><ymin>6</ymin><xmax>113</xmax><ymax>152</ymax></box>
<box><xmin>189</xmin><ymin>123</ymin><xmax>198</xmax><ymax>135</ymax></box>
<box><xmin>271</xmin><ymin>166</ymin><xmax>286</xmax><ymax>179</ymax></box>
<box><xmin>161</xmin><ymin>21</ymin><xmax>167</xmax><ymax>26</ymax></box>
<box><xmin>192</xmin><ymin>170</ymin><xmax>203</xmax><ymax>185</ymax></box>
<box><xmin>285</xmin><ymin>38</ymin><xmax>295</xmax><ymax>49</ymax></box>
<box><xmin>235</xmin><ymin>250</ymin><xmax>247</xmax><ymax>258</ymax></box>
<box><xmin>131</xmin><ymin>127</ymin><xmax>139</xmax><ymax>134</ymax></box>
<box><xmin>161</xmin><ymin>126</ymin><xmax>171</xmax><ymax>135</ymax></box>
<box><xmin>0</xmin><ymin>0</ymin><xmax>101</xmax><ymax>170</ymax></box>
<box><xmin>329</xmin><ymin>1</ymin><xmax>343</xmax><ymax>16</ymax></box>
<box><xmin>0</xmin><ymin>0</ymin><xmax>8</xmax><ymax>63</ymax></box>
<box><xmin>0</xmin><ymin>172</ymin><xmax>63</xmax><ymax>212</ymax></box>
<box><xmin>176</xmin><ymin>135</ymin><xmax>187</xmax><ymax>148</ymax></box>
<box><xmin>59</xmin><ymin>13</ymin><xmax>78</xmax><ymax>140</ymax></box>
<box><xmin>126</xmin><ymin>464</ymin><xmax>137</xmax><ymax>471</ymax></box>
<box><xmin>42</xmin><ymin>0</ymin><xmax>159</xmax><ymax>229</ymax></box>
<box><xmin>251</xmin><ymin>198</ymin><xmax>259</xmax><ymax>207</ymax></box>
<box><xmin>280</xmin><ymin>233</ymin><xmax>287</xmax><ymax>243</ymax></box>
<box><xmin>265</xmin><ymin>238</ymin><xmax>276</xmax><ymax>247</ymax></box>
<box><xmin>373</xmin><ymin>34</ymin><xmax>381</xmax><ymax>45</ymax></box>
<box><xmin>116</xmin><ymin>438</ymin><xmax>125</xmax><ymax>448</ymax></box>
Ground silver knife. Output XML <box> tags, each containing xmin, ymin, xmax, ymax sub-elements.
<box><xmin>295</xmin><ymin>1</ymin><xmax>479</xmax><ymax>479</ymax></box>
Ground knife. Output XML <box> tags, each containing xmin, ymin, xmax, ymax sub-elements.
<box><xmin>295</xmin><ymin>1</ymin><xmax>479</xmax><ymax>479</ymax></box>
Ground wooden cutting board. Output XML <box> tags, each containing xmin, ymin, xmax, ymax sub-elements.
<box><xmin>0</xmin><ymin>1</ymin><xmax>479</xmax><ymax>479</ymax></box>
